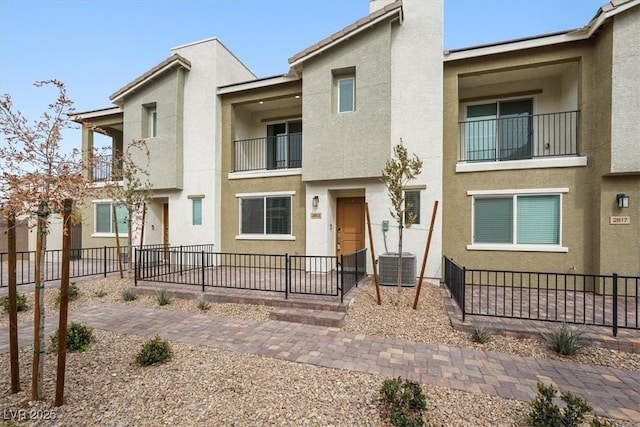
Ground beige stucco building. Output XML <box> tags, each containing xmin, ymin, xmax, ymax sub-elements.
<box><xmin>442</xmin><ymin>0</ymin><xmax>640</xmax><ymax>277</ymax></box>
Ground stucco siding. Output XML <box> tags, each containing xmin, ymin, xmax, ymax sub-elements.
<box><xmin>611</xmin><ymin>6</ymin><xmax>640</xmax><ymax>173</ymax></box>
<box><xmin>122</xmin><ymin>69</ymin><xmax>184</xmax><ymax>191</ymax></box>
<box><xmin>301</xmin><ymin>22</ymin><xmax>392</xmax><ymax>182</ymax></box>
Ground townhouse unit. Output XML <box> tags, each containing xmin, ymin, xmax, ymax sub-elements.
<box><xmin>73</xmin><ymin>0</ymin><xmax>638</xmax><ymax>282</ymax></box>
<box><xmin>442</xmin><ymin>0</ymin><xmax>640</xmax><ymax>277</ymax></box>
<box><xmin>75</xmin><ymin>0</ymin><xmax>444</xmax><ymax>281</ymax></box>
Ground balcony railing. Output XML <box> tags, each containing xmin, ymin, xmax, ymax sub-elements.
<box><xmin>458</xmin><ymin>111</ymin><xmax>579</xmax><ymax>162</ymax></box>
<box><xmin>93</xmin><ymin>155</ymin><xmax>123</xmax><ymax>182</ymax></box>
<box><xmin>233</xmin><ymin>133</ymin><xmax>302</xmax><ymax>173</ymax></box>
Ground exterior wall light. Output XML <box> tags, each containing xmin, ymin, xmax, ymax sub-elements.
<box><xmin>312</xmin><ymin>196</ymin><xmax>319</xmax><ymax>208</ymax></box>
<box><xmin>616</xmin><ymin>193</ymin><xmax>629</xmax><ymax>208</ymax></box>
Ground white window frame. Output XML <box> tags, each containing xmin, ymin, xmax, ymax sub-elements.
<box><xmin>191</xmin><ymin>198</ymin><xmax>203</xmax><ymax>226</ymax></box>
<box><xmin>235</xmin><ymin>191</ymin><xmax>296</xmax><ymax>241</ymax></box>
<box><xmin>467</xmin><ymin>188</ymin><xmax>569</xmax><ymax>252</ymax></box>
<box><xmin>149</xmin><ymin>108</ymin><xmax>157</xmax><ymax>138</ymax></box>
<box><xmin>92</xmin><ymin>200</ymin><xmax>129</xmax><ymax>238</ymax></box>
<box><xmin>337</xmin><ymin>76</ymin><xmax>355</xmax><ymax>113</ymax></box>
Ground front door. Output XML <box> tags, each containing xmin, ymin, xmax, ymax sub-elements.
<box><xmin>336</xmin><ymin>197</ymin><xmax>365</xmax><ymax>258</ymax></box>
<box><xmin>163</xmin><ymin>203</ymin><xmax>169</xmax><ymax>261</ymax></box>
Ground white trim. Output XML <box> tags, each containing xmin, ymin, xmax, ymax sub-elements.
<box><xmin>235</xmin><ymin>190</ymin><xmax>296</xmax><ymax>198</ymax></box>
<box><xmin>228</xmin><ymin>168</ymin><xmax>302</xmax><ymax>180</ymax></box>
<box><xmin>91</xmin><ymin>232</ymin><xmax>129</xmax><ymax>238</ymax></box>
<box><xmin>468</xmin><ymin>188</ymin><xmax>569</xmax><ymax>196</ymax></box>
<box><xmin>457</xmin><ymin>157</ymin><xmax>588</xmax><ymax>173</ymax></box>
<box><xmin>218</xmin><ymin>75</ymin><xmax>300</xmax><ymax>94</ymax></box>
<box><xmin>235</xmin><ymin>234</ymin><xmax>296</xmax><ymax>241</ymax></box>
<box><xmin>337</xmin><ymin>76</ymin><xmax>355</xmax><ymax>113</ymax></box>
<box><xmin>466</xmin><ymin>244</ymin><xmax>568</xmax><ymax>253</ymax></box>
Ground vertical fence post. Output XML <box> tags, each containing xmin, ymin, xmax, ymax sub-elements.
<box><xmin>180</xmin><ymin>245</ymin><xmax>183</xmax><ymax>276</ymax></box>
<box><xmin>340</xmin><ymin>254</ymin><xmax>344</xmax><ymax>304</ymax></box>
<box><xmin>612</xmin><ymin>273</ymin><xmax>618</xmax><ymax>337</ymax></box>
<box><xmin>201</xmin><ymin>251</ymin><xmax>205</xmax><ymax>293</ymax></box>
<box><xmin>285</xmin><ymin>253</ymin><xmax>289</xmax><ymax>300</ymax></box>
<box><xmin>461</xmin><ymin>266</ymin><xmax>466</xmax><ymax>322</ymax></box>
<box><xmin>103</xmin><ymin>246</ymin><xmax>107</xmax><ymax>277</ymax></box>
<box><xmin>134</xmin><ymin>248</ymin><xmax>138</xmax><ymax>287</ymax></box>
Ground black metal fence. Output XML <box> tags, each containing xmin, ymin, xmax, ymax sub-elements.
<box><xmin>135</xmin><ymin>246</ymin><xmax>367</xmax><ymax>303</ymax></box>
<box><xmin>443</xmin><ymin>257</ymin><xmax>640</xmax><ymax>336</ymax></box>
<box><xmin>0</xmin><ymin>244</ymin><xmax>214</xmax><ymax>287</ymax></box>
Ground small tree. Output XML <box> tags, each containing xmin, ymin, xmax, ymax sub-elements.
<box><xmin>380</xmin><ymin>140</ymin><xmax>423</xmax><ymax>305</ymax></box>
<box><xmin>0</xmin><ymin>80</ymin><xmax>96</xmax><ymax>399</ymax></box>
<box><xmin>99</xmin><ymin>139</ymin><xmax>153</xmax><ymax>278</ymax></box>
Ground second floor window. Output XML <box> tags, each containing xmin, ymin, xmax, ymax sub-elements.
<box><xmin>338</xmin><ymin>77</ymin><xmax>355</xmax><ymax>113</ymax></box>
<box><xmin>143</xmin><ymin>104</ymin><xmax>157</xmax><ymax>138</ymax></box>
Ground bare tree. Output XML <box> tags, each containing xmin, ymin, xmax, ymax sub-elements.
<box><xmin>380</xmin><ymin>140</ymin><xmax>423</xmax><ymax>305</ymax></box>
<box><xmin>99</xmin><ymin>139</ymin><xmax>153</xmax><ymax>278</ymax></box>
<box><xmin>0</xmin><ymin>80</ymin><xmax>95</xmax><ymax>399</ymax></box>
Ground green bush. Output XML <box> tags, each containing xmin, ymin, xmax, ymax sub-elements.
<box><xmin>122</xmin><ymin>288</ymin><xmax>137</xmax><ymax>302</ymax></box>
<box><xmin>136</xmin><ymin>335</ymin><xmax>172</xmax><ymax>366</ymax></box>
<box><xmin>590</xmin><ymin>415</ymin><xmax>614</xmax><ymax>426</ymax></box>
<box><xmin>379</xmin><ymin>377</ymin><xmax>426</xmax><ymax>427</ymax></box>
<box><xmin>197</xmin><ymin>300</ymin><xmax>211</xmax><ymax>312</ymax></box>
<box><xmin>470</xmin><ymin>323</ymin><xmax>493</xmax><ymax>344</ymax></box>
<box><xmin>50</xmin><ymin>321</ymin><xmax>95</xmax><ymax>353</ymax></box>
<box><xmin>1</xmin><ymin>293</ymin><xmax>29</xmax><ymax>313</ymax></box>
<box><xmin>542</xmin><ymin>323</ymin><xmax>586</xmax><ymax>356</ymax></box>
<box><xmin>55</xmin><ymin>282</ymin><xmax>80</xmax><ymax>304</ymax></box>
<box><xmin>526</xmin><ymin>382</ymin><xmax>592</xmax><ymax>427</ymax></box>
<box><xmin>156</xmin><ymin>290</ymin><xmax>170</xmax><ymax>306</ymax></box>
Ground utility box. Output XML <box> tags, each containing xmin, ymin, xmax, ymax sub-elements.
<box><xmin>378</xmin><ymin>252</ymin><xmax>416</xmax><ymax>286</ymax></box>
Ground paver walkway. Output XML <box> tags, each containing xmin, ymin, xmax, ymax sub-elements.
<box><xmin>2</xmin><ymin>303</ymin><xmax>640</xmax><ymax>423</ymax></box>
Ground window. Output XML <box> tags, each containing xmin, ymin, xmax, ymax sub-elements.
<box><xmin>143</xmin><ymin>104</ymin><xmax>157</xmax><ymax>138</ymax></box>
<box><xmin>94</xmin><ymin>202</ymin><xmax>128</xmax><ymax>235</ymax></box>
<box><xmin>240</xmin><ymin>195</ymin><xmax>292</xmax><ymax>236</ymax></box>
<box><xmin>192</xmin><ymin>198</ymin><xmax>202</xmax><ymax>226</ymax></box>
<box><xmin>404</xmin><ymin>190</ymin><xmax>421</xmax><ymax>225</ymax></box>
<box><xmin>266</xmin><ymin>120</ymin><xmax>302</xmax><ymax>169</ymax></box>
<box><xmin>338</xmin><ymin>77</ymin><xmax>355</xmax><ymax>113</ymax></box>
<box><xmin>471</xmin><ymin>191</ymin><xmax>565</xmax><ymax>251</ymax></box>
<box><xmin>465</xmin><ymin>99</ymin><xmax>532</xmax><ymax>161</ymax></box>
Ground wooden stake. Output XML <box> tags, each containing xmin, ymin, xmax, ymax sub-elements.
<box><xmin>7</xmin><ymin>213</ymin><xmax>20</xmax><ymax>393</ymax></box>
<box><xmin>32</xmin><ymin>208</ymin><xmax>46</xmax><ymax>400</ymax></box>
<box><xmin>55</xmin><ymin>199</ymin><xmax>72</xmax><ymax>406</ymax></box>
<box><xmin>365</xmin><ymin>203</ymin><xmax>381</xmax><ymax>305</ymax></box>
<box><xmin>113</xmin><ymin>205</ymin><xmax>123</xmax><ymax>279</ymax></box>
<box><xmin>413</xmin><ymin>200</ymin><xmax>439</xmax><ymax>310</ymax></box>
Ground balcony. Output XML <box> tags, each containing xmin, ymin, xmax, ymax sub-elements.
<box><xmin>233</xmin><ymin>133</ymin><xmax>302</xmax><ymax>173</ymax></box>
<box><xmin>458</xmin><ymin>111</ymin><xmax>579</xmax><ymax>163</ymax></box>
<box><xmin>92</xmin><ymin>155</ymin><xmax>123</xmax><ymax>182</ymax></box>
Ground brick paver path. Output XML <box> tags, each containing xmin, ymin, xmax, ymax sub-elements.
<box><xmin>2</xmin><ymin>303</ymin><xmax>639</xmax><ymax>423</ymax></box>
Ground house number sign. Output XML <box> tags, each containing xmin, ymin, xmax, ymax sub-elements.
<box><xmin>610</xmin><ymin>216</ymin><xmax>630</xmax><ymax>225</ymax></box>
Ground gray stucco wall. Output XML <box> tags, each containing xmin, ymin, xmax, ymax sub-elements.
<box><xmin>122</xmin><ymin>68</ymin><xmax>185</xmax><ymax>191</ymax></box>
<box><xmin>301</xmin><ymin>22</ymin><xmax>392</xmax><ymax>182</ymax></box>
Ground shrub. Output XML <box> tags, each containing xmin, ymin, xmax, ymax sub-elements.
<box><xmin>136</xmin><ymin>335</ymin><xmax>172</xmax><ymax>366</ymax></box>
<box><xmin>55</xmin><ymin>282</ymin><xmax>80</xmax><ymax>304</ymax></box>
<box><xmin>542</xmin><ymin>323</ymin><xmax>586</xmax><ymax>356</ymax></box>
<box><xmin>379</xmin><ymin>377</ymin><xmax>426</xmax><ymax>427</ymax></box>
<box><xmin>156</xmin><ymin>290</ymin><xmax>170</xmax><ymax>306</ymax></box>
<box><xmin>590</xmin><ymin>415</ymin><xmax>614</xmax><ymax>426</ymax></box>
<box><xmin>470</xmin><ymin>323</ymin><xmax>493</xmax><ymax>344</ymax></box>
<box><xmin>198</xmin><ymin>300</ymin><xmax>211</xmax><ymax>312</ymax></box>
<box><xmin>122</xmin><ymin>288</ymin><xmax>137</xmax><ymax>302</ymax></box>
<box><xmin>526</xmin><ymin>382</ymin><xmax>592</xmax><ymax>427</ymax></box>
<box><xmin>50</xmin><ymin>321</ymin><xmax>95</xmax><ymax>353</ymax></box>
<box><xmin>1</xmin><ymin>293</ymin><xmax>29</xmax><ymax>313</ymax></box>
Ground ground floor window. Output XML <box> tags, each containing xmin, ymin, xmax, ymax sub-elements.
<box><xmin>238</xmin><ymin>192</ymin><xmax>293</xmax><ymax>238</ymax></box>
<box><xmin>94</xmin><ymin>201</ymin><xmax>128</xmax><ymax>236</ymax></box>
<box><xmin>469</xmin><ymin>189</ymin><xmax>567</xmax><ymax>252</ymax></box>
<box><xmin>404</xmin><ymin>190</ymin><xmax>421</xmax><ymax>225</ymax></box>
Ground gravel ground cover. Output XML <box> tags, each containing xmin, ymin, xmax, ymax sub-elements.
<box><xmin>1</xmin><ymin>276</ymin><xmax>638</xmax><ymax>426</ymax></box>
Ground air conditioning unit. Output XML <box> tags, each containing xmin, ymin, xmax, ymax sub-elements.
<box><xmin>378</xmin><ymin>252</ymin><xmax>416</xmax><ymax>286</ymax></box>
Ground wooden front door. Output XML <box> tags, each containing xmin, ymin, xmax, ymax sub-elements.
<box><xmin>336</xmin><ymin>197</ymin><xmax>365</xmax><ymax>258</ymax></box>
<box><xmin>163</xmin><ymin>203</ymin><xmax>169</xmax><ymax>260</ymax></box>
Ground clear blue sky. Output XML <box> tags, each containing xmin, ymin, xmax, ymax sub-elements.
<box><xmin>0</xmin><ymin>0</ymin><xmax>604</xmax><ymax>150</ymax></box>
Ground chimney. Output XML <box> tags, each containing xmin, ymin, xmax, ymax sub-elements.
<box><xmin>369</xmin><ymin>0</ymin><xmax>396</xmax><ymax>14</ymax></box>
